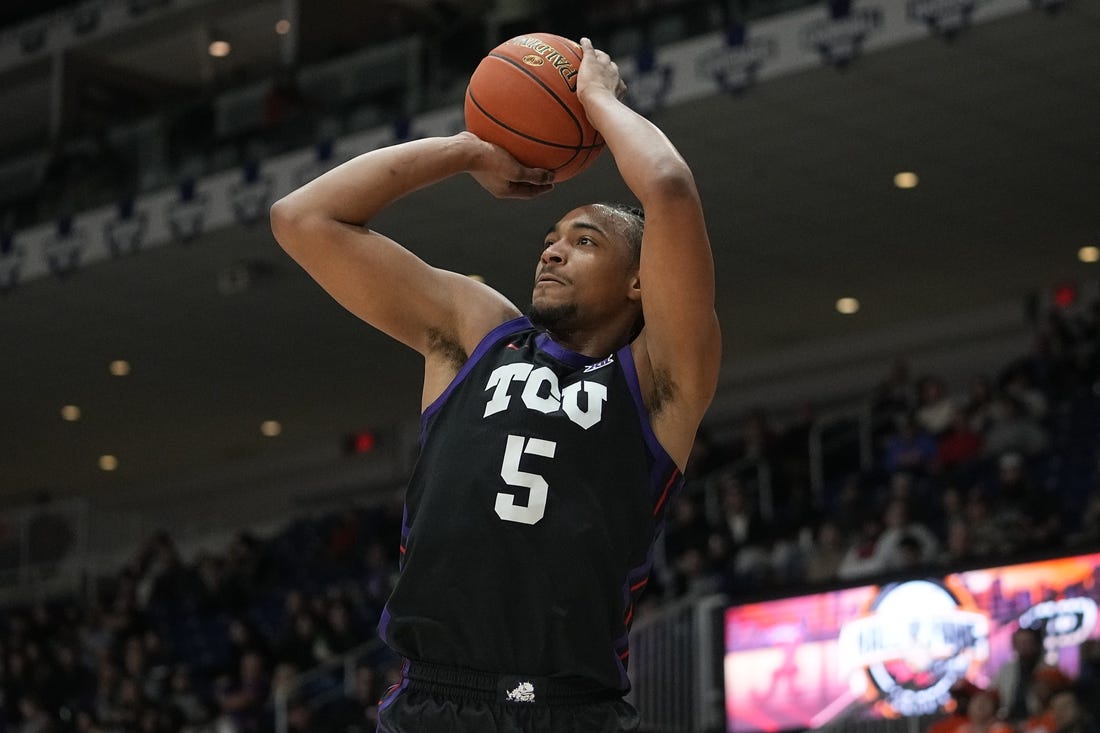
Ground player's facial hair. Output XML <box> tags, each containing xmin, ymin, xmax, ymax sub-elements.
<box><xmin>526</xmin><ymin>301</ymin><xmax>578</xmax><ymax>331</ymax></box>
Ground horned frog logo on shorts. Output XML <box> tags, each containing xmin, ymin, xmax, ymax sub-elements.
<box><xmin>506</xmin><ymin>681</ymin><xmax>536</xmax><ymax>703</ymax></box>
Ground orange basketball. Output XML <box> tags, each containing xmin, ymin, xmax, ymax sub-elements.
<box><xmin>464</xmin><ymin>33</ymin><xmax>604</xmax><ymax>182</ymax></box>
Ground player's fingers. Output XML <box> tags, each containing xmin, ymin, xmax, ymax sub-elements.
<box><xmin>510</xmin><ymin>166</ymin><xmax>554</xmax><ymax>186</ymax></box>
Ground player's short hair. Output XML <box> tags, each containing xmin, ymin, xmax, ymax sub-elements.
<box><xmin>597</xmin><ymin>202</ymin><xmax>644</xmax><ymax>264</ymax></box>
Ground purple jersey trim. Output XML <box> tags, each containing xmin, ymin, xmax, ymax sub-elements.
<box><xmin>377</xmin><ymin>659</ymin><xmax>411</xmax><ymax>715</ymax></box>
<box><xmin>378</xmin><ymin>605</ymin><xmax>392</xmax><ymax>640</ymax></box>
<box><xmin>418</xmin><ymin>316</ymin><xmax>531</xmax><ymax>443</ymax></box>
<box><xmin>534</xmin><ymin>331</ymin><xmax>605</xmax><ymax>369</ymax></box>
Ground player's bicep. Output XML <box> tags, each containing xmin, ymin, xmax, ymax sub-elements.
<box><xmin>272</xmin><ymin>211</ymin><xmax>510</xmax><ymax>355</ymax></box>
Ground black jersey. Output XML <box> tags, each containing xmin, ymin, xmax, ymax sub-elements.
<box><xmin>379</xmin><ymin>317</ymin><xmax>683</xmax><ymax>693</ymax></box>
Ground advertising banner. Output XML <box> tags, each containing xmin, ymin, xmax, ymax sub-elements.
<box><xmin>725</xmin><ymin>553</ymin><xmax>1100</xmax><ymax>731</ymax></box>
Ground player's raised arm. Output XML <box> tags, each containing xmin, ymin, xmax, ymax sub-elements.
<box><xmin>269</xmin><ymin>133</ymin><xmax>553</xmax><ymax>357</ymax></box>
<box><xmin>576</xmin><ymin>39</ymin><xmax>721</xmax><ymax>445</ymax></box>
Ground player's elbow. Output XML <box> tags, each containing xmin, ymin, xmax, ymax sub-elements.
<box><xmin>269</xmin><ymin>194</ymin><xmax>314</xmax><ymax>254</ymax></box>
<box><xmin>637</xmin><ymin>162</ymin><xmax>699</xmax><ymax>206</ymax></box>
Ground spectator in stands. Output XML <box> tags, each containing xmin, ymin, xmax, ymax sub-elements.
<box><xmin>1022</xmin><ymin>667</ymin><xmax>1073</xmax><ymax>733</ymax></box>
<box><xmin>959</xmin><ymin>688</ymin><xmax>1015</xmax><ymax>733</ymax></box>
<box><xmin>836</xmin><ymin>513</ymin><xmax>885</xmax><ymax>580</ymax></box>
<box><xmin>275</xmin><ymin>611</ymin><xmax>326</xmax><ymax>671</ymax></box>
<box><xmin>47</xmin><ymin>642</ymin><xmax>95</xmax><ymax>715</ymax></box>
<box><xmin>710</xmin><ymin>473</ymin><xmax>773</xmax><ymax>586</ymax></box>
<box><xmin>223</xmin><ymin>532</ymin><xmax>268</xmax><ymax>604</ymax></box>
<box><xmin>323</xmin><ymin>599</ymin><xmax>363</xmax><ymax>656</ymax></box>
<box><xmin>739</xmin><ymin>407</ymin><xmax>780</xmax><ymax>466</ymax></box>
<box><xmin>661</xmin><ymin>494</ymin><xmax>711</xmax><ymax>593</ymax></box>
<box><xmin>937</xmin><ymin>411</ymin><xmax>985</xmax><ymax>476</ymax></box>
<box><xmin>106</xmin><ymin>675</ymin><xmax>146</xmax><ymax>730</ymax></box>
<box><xmin>121</xmin><ymin>634</ymin><xmax>159</xmax><ymax>701</ymax></box>
<box><xmin>133</xmin><ymin>531</ymin><xmax>190</xmax><ymax>611</ymax></box>
<box><xmin>939</xmin><ymin>517</ymin><xmax>979</xmax><ymax>567</ymax></box>
<box><xmin>917</xmin><ymin>375</ymin><xmax>958</xmax><ymax>436</ymax></box>
<box><xmin>827</xmin><ymin>473</ymin><xmax>873</xmax><ymax>539</ymax></box>
<box><xmin>165</xmin><ymin>665</ymin><xmax>212</xmax><ymax>732</ymax></box>
<box><xmin>990</xmin><ymin>452</ymin><xmax>1062</xmax><ymax>553</ymax></box>
<box><xmin>803</xmin><ymin>520</ymin><xmax>848</xmax><ymax>584</ymax></box>
<box><xmin>324</xmin><ymin>663</ymin><xmax>381</xmax><ymax>732</ymax></box>
<box><xmin>963</xmin><ymin>489</ymin><xmax>1008</xmax><ymax>558</ymax></box>
<box><xmin>1003</xmin><ymin>366</ymin><xmax>1050</xmax><ymax>421</ymax></box>
<box><xmin>861</xmin><ymin>497</ymin><xmax>939</xmax><ymax>574</ymax></box>
<box><xmin>873</xmin><ymin>357</ymin><xmax>917</xmax><ymax>424</ymax></box>
<box><xmin>194</xmin><ymin>552</ymin><xmax>246</xmax><ymax>614</ymax></box>
<box><xmin>966</xmin><ymin>376</ymin><xmax>999</xmax><ymax>434</ymax></box>
<box><xmin>225</xmin><ymin>615</ymin><xmax>270</xmax><ymax>679</ymax></box>
<box><xmin>215</xmin><ymin>649</ymin><xmax>270</xmax><ymax>733</ymax></box>
<box><xmin>994</xmin><ymin>626</ymin><xmax>1057</xmax><ymax>723</ymax></box>
<box><xmin>359</xmin><ymin>541</ymin><xmax>395</xmax><ymax>613</ymax></box>
<box><xmin>1049</xmin><ymin>687</ymin><xmax>1100</xmax><ymax>733</ymax></box>
<box><xmin>930</xmin><ymin>679</ymin><xmax>980</xmax><ymax>733</ymax></box>
<box><xmin>983</xmin><ymin>395</ymin><xmax>1050</xmax><ymax>459</ymax></box>
<box><xmin>883</xmin><ymin>413</ymin><xmax>939</xmax><ymax>475</ymax></box>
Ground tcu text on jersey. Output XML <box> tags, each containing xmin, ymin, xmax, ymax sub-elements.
<box><xmin>482</xmin><ymin>362</ymin><xmax>608</xmax><ymax>430</ymax></box>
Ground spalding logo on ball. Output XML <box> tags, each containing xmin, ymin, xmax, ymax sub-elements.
<box><xmin>465</xmin><ymin>33</ymin><xmax>604</xmax><ymax>181</ymax></box>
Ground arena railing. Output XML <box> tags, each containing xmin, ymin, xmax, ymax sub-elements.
<box><xmin>628</xmin><ymin>592</ymin><xmax>728</xmax><ymax>733</ymax></box>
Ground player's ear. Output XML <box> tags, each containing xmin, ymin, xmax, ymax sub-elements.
<box><xmin>627</xmin><ymin>274</ymin><xmax>641</xmax><ymax>302</ymax></box>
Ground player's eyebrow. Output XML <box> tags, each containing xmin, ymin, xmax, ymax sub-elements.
<box><xmin>545</xmin><ymin>220</ymin><xmax>608</xmax><ymax>238</ymax></box>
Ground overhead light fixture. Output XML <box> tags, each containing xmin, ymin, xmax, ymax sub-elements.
<box><xmin>109</xmin><ymin>359</ymin><xmax>131</xmax><ymax>376</ymax></box>
<box><xmin>275</xmin><ymin>19</ymin><xmax>291</xmax><ymax>35</ymax></box>
<box><xmin>836</xmin><ymin>297</ymin><xmax>860</xmax><ymax>315</ymax></box>
<box><xmin>208</xmin><ymin>40</ymin><xmax>232</xmax><ymax>57</ymax></box>
<box><xmin>1079</xmin><ymin>246</ymin><xmax>1099</xmax><ymax>264</ymax></box>
<box><xmin>99</xmin><ymin>454</ymin><xmax>119</xmax><ymax>471</ymax></box>
<box><xmin>893</xmin><ymin>171</ymin><xmax>919</xmax><ymax>189</ymax></box>
<box><xmin>260</xmin><ymin>420</ymin><xmax>282</xmax><ymax>437</ymax></box>
<box><xmin>60</xmin><ymin>404</ymin><xmax>81</xmax><ymax>421</ymax></box>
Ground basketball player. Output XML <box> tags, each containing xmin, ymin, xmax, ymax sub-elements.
<box><xmin>270</xmin><ymin>38</ymin><xmax>720</xmax><ymax>732</ymax></box>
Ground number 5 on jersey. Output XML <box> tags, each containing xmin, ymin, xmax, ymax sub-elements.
<box><xmin>497</xmin><ymin>434</ymin><xmax>556</xmax><ymax>525</ymax></box>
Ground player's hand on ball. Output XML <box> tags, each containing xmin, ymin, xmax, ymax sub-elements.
<box><xmin>462</xmin><ymin>132</ymin><xmax>555</xmax><ymax>200</ymax></box>
<box><xmin>578</xmin><ymin>38</ymin><xmax>627</xmax><ymax>102</ymax></box>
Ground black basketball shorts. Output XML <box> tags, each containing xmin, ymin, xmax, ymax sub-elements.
<box><xmin>376</xmin><ymin>660</ymin><xmax>641</xmax><ymax>733</ymax></box>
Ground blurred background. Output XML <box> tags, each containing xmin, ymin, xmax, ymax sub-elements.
<box><xmin>0</xmin><ymin>0</ymin><xmax>1097</xmax><ymax>731</ymax></box>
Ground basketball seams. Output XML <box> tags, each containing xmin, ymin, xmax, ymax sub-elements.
<box><xmin>466</xmin><ymin>89</ymin><xmax>584</xmax><ymax>172</ymax></box>
<box><xmin>465</xmin><ymin>33</ymin><xmax>604</xmax><ymax>179</ymax></box>
<box><xmin>467</xmin><ymin>88</ymin><xmax>601</xmax><ymax>151</ymax></box>
<box><xmin>485</xmin><ymin>52</ymin><xmax>584</xmax><ymax>146</ymax></box>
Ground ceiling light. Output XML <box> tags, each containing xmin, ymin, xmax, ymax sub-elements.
<box><xmin>836</xmin><ymin>297</ymin><xmax>860</xmax><ymax>315</ymax></box>
<box><xmin>260</xmin><ymin>420</ymin><xmax>282</xmax><ymax>437</ymax></box>
<box><xmin>1079</xmin><ymin>246</ymin><xmax>1099</xmax><ymax>264</ymax></box>
<box><xmin>467</xmin><ymin>274</ymin><xmax>485</xmax><ymax>283</ymax></box>
<box><xmin>208</xmin><ymin>40</ymin><xmax>232</xmax><ymax>57</ymax></box>
<box><xmin>98</xmin><ymin>455</ymin><xmax>119</xmax><ymax>471</ymax></box>
<box><xmin>109</xmin><ymin>360</ymin><xmax>131</xmax><ymax>376</ymax></box>
<box><xmin>275</xmin><ymin>19</ymin><xmax>291</xmax><ymax>35</ymax></box>
<box><xmin>893</xmin><ymin>171</ymin><xmax>919</xmax><ymax>189</ymax></box>
<box><xmin>60</xmin><ymin>404</ymin><xmax>81</xmax><ymax>421</ymax></box>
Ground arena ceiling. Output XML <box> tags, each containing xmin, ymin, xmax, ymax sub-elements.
<box><xmin>1</xmin><ymin>3</ymin><xmax>1098</xmax><ymax>505</ymax></box>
